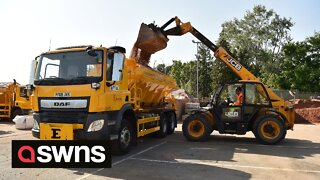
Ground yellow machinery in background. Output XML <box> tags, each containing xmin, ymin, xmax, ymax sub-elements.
<box><xmin>31</xmin><ymin>45</ymin><xmax>177</xmax><ymax>154</ymax></box>
<box><xmin>0</xmin><ymin>80</ymin><xmax>32</xmax><ymax>119</ymax></box>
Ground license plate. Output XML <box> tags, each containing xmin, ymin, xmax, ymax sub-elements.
<box><xmin>40</xmin><ymin>123</ymin><xmax>75</xmax><ymax>140</ymax></box>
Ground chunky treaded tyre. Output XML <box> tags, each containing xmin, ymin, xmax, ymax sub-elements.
<box><xmin>253</xmin><ymin>115</ymin><xmax>285</xmax><ymax>145</ymax></box>
<box><xmin>112</xmin><ymin>120</ymin><xmax>133</xmax><ymax>155</ymax></box>
<box><xmin>155</xmin><ymin>113</ymin><xmax>168</xmax><ymax>138</ymax></box>
<box><xmin>167</xmin><ymin>112</ymin><xmax>176</xmax><ymax>135</ymax></box>
<box><xmin>182</xmin><ymin>113</ymin><xmax>212</xmax><ymax>142</ymax></box>
<box><xmin>11</xmin><ymin>109</ymin><xmax>23</xmax><ymax>120</ymax></box>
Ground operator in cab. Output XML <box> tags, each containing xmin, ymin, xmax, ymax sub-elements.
<box><xmin>230</xmin><ymin>87</ymin><xmax>243</xmax><ymax>106</ymax></box>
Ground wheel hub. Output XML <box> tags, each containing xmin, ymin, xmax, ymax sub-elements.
<box><xmin>188</xmin><ymin>120</ymin><xmax>205</xmax><ymax>138</ymax></box>
<box><xmin>263</xmin><ymin>124</ymin><xmax>274</xmax><ymax>134</ymax></box>
<box><xmin>192</xmin><ymin>124</ymin><xmax>201</xmax><ymax>132</ymax></box>
<box><xmin>120</xmin><ymin>127</ymin><xmax>131</xmax><ymax>146</ymax></box>
<box><xmin>261</xmin><ymin>120</ymin><xmax>280</xmax><ymax>139</ymax></box>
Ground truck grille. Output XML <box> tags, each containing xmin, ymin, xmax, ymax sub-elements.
<box><xmin>39</xmin><ymin>111</ymin><xmax>88</xmax><ymax>124</ymax></box>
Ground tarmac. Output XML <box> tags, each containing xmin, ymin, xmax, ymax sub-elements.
<box><xmin>0</xmin><ymin>121</ymin><xmax>319</xmax><ymax>180</ymax></box>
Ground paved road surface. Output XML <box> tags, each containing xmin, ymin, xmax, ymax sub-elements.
<box><xmin>0</xmin><ymin>121</ymin><xmax>319</xmax><ymax>180</ymax></box>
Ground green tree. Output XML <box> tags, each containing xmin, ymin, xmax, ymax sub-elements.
<box><xmin>156</xmin><ymin>63</ymin><xmax>170</xmax><ymax>75</ymax></box>
<box><xmin>169</xmin><ymin>60</ymin><xmax>197</xmax><ymax>95</ymax></box>
<box><xmin>215</xmin><ymin>5</ymin><xmax>293</xmax><ymax>88</ymax></box>
<box><xmin>196</xmin><ymin>44</ymin><xmax>214</xmax><ymax>97</ymax></box>
<box><xmin>278</xmin><ymin>32</ymin><xmax>320</xmax><ymax>92</ymax></box>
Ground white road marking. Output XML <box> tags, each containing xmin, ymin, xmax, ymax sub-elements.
<box><xmin>191</xmin><ymin>144</ymin><xmax>320</xmax><ymax>149</ymax></box>
<box><xmin>0</xmin><ymin>132</ymin><xmax>31</xmax><ymax>139</ymax></box>
<box><xmin>130</xmin><ymin>157</ymin><xmax>320</xmax><ymax>173</ymax></box>
<box><xmin>76</xmin><ymin>141</ymin><xmax>167</xmax><ymax>180</ymax></box>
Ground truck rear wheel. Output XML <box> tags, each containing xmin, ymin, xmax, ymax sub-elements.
<box><xmin>112</xmin><ymin>120</ymin><xmax>133</xmax><ymax>155</ymax></box>
<box><xmin>167</xmin><ymin>112</ymin><xmax>176</xmax><ymax>135</ymax></box>
<box><xmin>253</xmin><ymin>116</ymin><xmax>285</xmax><ymax>145</ymax></box>
<box><xmin>182</xmin><ymin>113</ymin><xmax>212</xmax><ymax>141</ymax></box>
<box><xmin>155</xmin><ymin>113</ymin><xmax>168</xmax><ymax>138</ymax></box>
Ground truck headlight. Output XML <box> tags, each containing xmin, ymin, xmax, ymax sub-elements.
<box><xmin>87</xmin><ymin>119</ymin><xmax>104</xmax><ymax>132</ymax></box>
<box><xmin>33</xmin><ymin>120</ymin><xmax>39</xmax><ymax>130</ymax></box>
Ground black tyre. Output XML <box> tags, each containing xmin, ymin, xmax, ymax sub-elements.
<box><xmin>253</xmin><ymin>116</ymin><xmax>285</xmax><ymax>145</ymax></box>
<box><xmin>11</xmin><ymin>109</ymin><xmax>23</xmax><ymax>120</ymax></box>
<box><xmin>112</xmin><ymin>120</ymin><xmax>133</xmax><ymax>155</ymax></box>
<box><xmin>155</xmin><ymin>113</ymin><xmax>168</xmax><ymax>138</ymax></box>
<box><xmin>182</xmin><ymin>113</ymin><xmax>212</xmax><ymax>142</ymax></box>
<box><xmin>281</xmin><ymin>130</ymin><xmax>287</xmax><ymax>140</ymax></box>
<box><xmin>167</xmin><ymin>112</ymin><xmax>176</xmax><ymax>135</ymax></box>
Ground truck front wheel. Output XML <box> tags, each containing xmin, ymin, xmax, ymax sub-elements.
<box><xmin>11</xmin><ymin>109</ymin><xmax>23</xmax><ymax>120</ymax></box>
<box><xmin>112</xmin><ymin>120</ymin><xmax>133</xmax><ymax>155</ymax></box>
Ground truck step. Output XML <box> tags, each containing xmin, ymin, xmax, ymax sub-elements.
<box><xmin>0</xmin><ymin>109</ymin><xmax>10</xmax><ymax>112</ymax></box>
<box><xmin>110</xmin><ymin>134</ymin><xmax>118</xmax><ymax>140</ymax></box>
<box><xmin>107</xmin><ymin>120</ymin><xmax>116</xmax><ymax>126</ymax></box>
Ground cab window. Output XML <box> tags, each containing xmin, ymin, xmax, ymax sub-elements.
<box><xmin>245</xmin><ymin>83</ymin><xmax>270</xmax><ymax>105</ymax></box>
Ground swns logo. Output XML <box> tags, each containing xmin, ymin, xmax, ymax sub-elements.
<box><xmin>12</xmin><ymin>140</ymin><xmax>111</xmax><ymax>168</ymax></box>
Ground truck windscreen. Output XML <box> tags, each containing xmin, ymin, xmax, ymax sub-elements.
<box><xmin>34</xmin><ymin>50</ymin><xmax>103</xmax><ymax>85</ymax></box>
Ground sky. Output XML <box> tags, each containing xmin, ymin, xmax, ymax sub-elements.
<box><xmin>0</xmin><ymin>0</ymin><xmax>319</xmax><ymax>84</ymax></box>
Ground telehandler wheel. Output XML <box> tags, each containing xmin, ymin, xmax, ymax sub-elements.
<box><xmin>253</xmin><ymin>116</ymin><xmax>285</xmax><ymax>145</ymax></box>
<box><xmin>155</xmin><ymin>113</ymin><xmax>168</xmax><ymax>138</ymax></box>
<box><xmin>167</xmin><ymin>112</ymin><xmax>176</xmax><ymax>135</ymax></box>
<box><xmin>112</xmin><ymin>120</ymin><xmax>133</xmax><ymax>155</ymax></box>
<box><xmin>182</xmin><ymin>113</ymin><xmax>212</xmax><ymax>142</ymax></box>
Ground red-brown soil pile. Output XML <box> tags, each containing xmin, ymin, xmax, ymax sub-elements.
<box><xmin>294</xmin><ymin>99</ymin><xmax>320</xmax><ymax>124</ymax></box>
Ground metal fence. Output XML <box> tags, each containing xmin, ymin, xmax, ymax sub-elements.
<box><xmin>272</xmin><ymin>89</ymin><xmax>320</xmax><ymax>100</ymax></box>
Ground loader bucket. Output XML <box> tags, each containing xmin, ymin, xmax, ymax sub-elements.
<box><xmin>135</xmin><ymin>23</ymin><xmax>169</xmax><ymax>54</ymax></box>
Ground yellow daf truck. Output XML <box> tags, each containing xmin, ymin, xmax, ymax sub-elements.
<box><xmin>0</xmin><ymin>81</ymin><xmax>32</xmax><ymax>119</ymax></box>
<box><xmin>31</xmin><ymin>45</ymin><xmax>177</xmax><ymax>154</ymax></box>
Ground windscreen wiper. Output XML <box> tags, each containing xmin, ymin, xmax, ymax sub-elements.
<box><xmin>34</xmin><ymin>77</ymin><xmax>66</xmax><ymax>85</ymax></box>
<box><xmin>68</xmin><ymin>76</ymin><xmax>90</xmax><ymax>84</ymax></box>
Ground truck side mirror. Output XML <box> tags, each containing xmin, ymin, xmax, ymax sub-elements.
<box><xmin>25</xmin><ymin>84</ymin><xmax>35</xmax><ymax>98</ymax></box>
<box><xmin>111</xmin><ymin>53</ymin><xmax>124</xmax><ymax>81</ymax></box>
<box><xmin>29</xmin><ymin>59</ymin><xmax>37</xmax><ymax>84</ymax></box>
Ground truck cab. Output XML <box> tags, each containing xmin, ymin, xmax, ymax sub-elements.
<box><xmin>31</xmin><ymin>45</ymin><xmax>177</xmax><ymax>154</ymax></box>
<box><xmin>32</xmin><ymin>46</ymin><xmax>128</xmax><ymax>140</ymax></box>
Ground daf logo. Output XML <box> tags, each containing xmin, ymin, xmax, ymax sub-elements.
<box><xmin>41</xmin><ymin>99</ymin><xmax>87</xmax><ymax>109</ymax></box>
<box><xmin>54</xmin><ymin>102</ymin><xmax>71</xmax><ymax>107</ymax></box>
